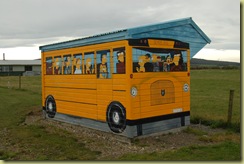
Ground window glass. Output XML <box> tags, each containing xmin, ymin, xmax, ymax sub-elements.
<box><xmin>113</xmin><ymin>47</ymin><xmax>125</xmax><ymax>74</ymax></box>
<box><xmin>0</xmin><ymin>66</ymin><xmax>12</xmax><ymax>72</ymax></box>
<box><xmin>45</xmin><ymin>57</ymin><xmax>52</xmax><ymax>75</ymax></box>
<box><xmin>132</xmin><ymin>47</ymin><xmax>187</xmax><ymax>72</ymax></box>
<box><xmin>84</xmin><ymin>52</ymin><xmax>95</xmax><ymax>74</ymax></box>
<box><xmin>9</xmin><ymin>66</ymin><xmax>13</xmax><ymax>72</ymax></box>
<box><xmin>63</xmin><ymin>55</ymin><xmax>72</xmax><ymax>74</ymax></box>
<box><xmin>96</xmin><ymin>50</ymin><xmax>110</xmax><ymax>78</ymax></box>
<box><xmin>73</xmin><ymin>54</ymin><xmax>82</xmax><ymax>74</ymax></box>
<box><xmin>25</xmin><ymin>66</ymin><xmax>32</xmax><ymax>71</ymax></box>
<box><xmin>53</xmin><ymin>56</ymin><xmax>62</xmax><ymax>74</ymax></box>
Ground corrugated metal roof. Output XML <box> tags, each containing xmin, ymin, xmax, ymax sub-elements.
<box><xmin>0</xmin><ymin>60</ymin><xmax>41</xmax><ymax>66</ymax></box>
<box><xmin>39</xmin><ymin>17</ymin><xmax>211</xmax><ymax>58</ymax></box>
<box><xmin>43</xmin><ymin>29</ymin><xmax>127</xmax><ymax>47</ymax></box>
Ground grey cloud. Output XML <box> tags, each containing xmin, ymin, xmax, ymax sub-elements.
<box><xmin>0</xmin><ymin>0</ymin><xmax>240</xmax><ymax>50</ymax></box>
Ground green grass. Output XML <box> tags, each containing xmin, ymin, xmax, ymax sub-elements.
<box><xmin>190</xmin><ymin>69</ymin><xmax>240</xmax><ymax>132</ymax></box>
<box><xmin>119</xmin><ymin>141</ymin><xmax>240</xmax><ymax>160</ymax></box>
<box><xmin>0</xmin><ymin>76</ymin><xmax>42</xmax><ymax>95</ymax></box>
<box><xmin>183</xmin><ymin>126</ymin><xmax>208</xmax><ymax>136</ymax></box>
<box><xmin>4</xmin><ymin>125</ymin><xmax>100</xmax><ymax>160</ymax></box>
<box><xmin>0</xmin><ymin>87</ymin><xmax>100</xmax><ymax>160</ymax></box>
<box><xmin>0</xmin><ymin>69</ymin><xmax>241</xmax><ymax>160</ymax></box>
<box><xmin>0</xmin><ymin>87</ymin><xmax>41</xmax><ymax>129</ymax></box>
<box><xmin>183</xmin><ymin>127</ymin><xmax>240</xmax><ymax>143</ymax></box>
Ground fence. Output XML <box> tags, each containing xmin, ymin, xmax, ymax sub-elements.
<box><xmin>0</xmin><ymin>75</ymin><xmax>42</xmax><ymax>95</ymax></box>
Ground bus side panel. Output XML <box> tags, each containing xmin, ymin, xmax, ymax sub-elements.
<box><xmin>112</xmin><ymin>74</ymin><xmax>137</xmax><ymax>120</ymax></box>
<box><xmin>41</xmin><ymin>52</ymin><xmax>45</xmax><ymax>107</ymax></box>
<box><xmin>44</xmin><ymin>75</ymin><xmax>97</xmax><ymax>89</ymax></box>
<box><xmin>97</xmin><ymin>79</ymin><xmax>112</xmax><ymax>121</ymax></box>
<box><xmin>43</xmin><ymin>75</ymin><xmax>97</xmax><ymax>120</ymax></box>
<box><xmin>43</xmin><ymin>87</ymin><xmax>97</xmax><ymax>104</ymax></box>
<box><xmin>112</xmin><ymin>74</ymin><xmax>127</xmax><ymax>107</ymax></box>
<box><xmin>182</xmin><ymin>81</ymin><xmax>190</xmax><ymax>112</ymax></box>
<box><xmin>112</xmin><ymin>74</ymin><xmax>127</xmax><ymax>91</ymax></box>
<box><xmin>57</xmin><ymin>100</ymin><xmax>97</xmax><ymax>120</ymax></box>
<box><xmin>176</xmin><ymin>72</ymin><xmax>190</xmax><ymax>113</ymax></box>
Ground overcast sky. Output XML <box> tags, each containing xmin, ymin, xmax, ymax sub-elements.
<box><xmin>0</xmin><ymin>0</ymin><xmax>240</xmax><ymax>62</ymax></box>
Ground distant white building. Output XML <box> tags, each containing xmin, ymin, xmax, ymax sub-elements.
<box><xmin>0</xmin><ymin>59</ymin><xmax>41</xmax><ymax>76</ymax></box>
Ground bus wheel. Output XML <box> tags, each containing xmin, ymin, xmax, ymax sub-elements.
<box><xmin>107</xmin><ymin>102</ymin><xmax>126</xmax><ymax>133</ymax></box>
<box><xmin>45</xmin><ymin>95</ymin><xmax>56</xmax><ymax>118</ymax></box>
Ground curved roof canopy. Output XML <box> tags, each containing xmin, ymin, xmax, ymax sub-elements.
<box><xmin>40</xmin><ymin>17</ymin><xmax>211</xmax><ymax>58</ymax></box>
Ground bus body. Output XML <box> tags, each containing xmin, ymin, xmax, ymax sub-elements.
<box><xmin>41</xmin><ymin>38</ymin><xmax>190</xmax><ymax>137</ymax></box>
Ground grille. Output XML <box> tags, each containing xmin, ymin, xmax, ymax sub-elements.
<box><xmin>150</xmin><ymin>80</ymin><xmax>175</xmax><ymax>106</ymax></box>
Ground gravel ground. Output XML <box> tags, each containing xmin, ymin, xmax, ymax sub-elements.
<box><xmin>21</xmin><ymin>107</ymin><xmax>230</xmax><ymax>160</ymax></box>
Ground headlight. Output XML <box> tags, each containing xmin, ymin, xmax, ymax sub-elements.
<box><xmin>131</xmin><ymin>87</ymin><xmax>138</xmax><ymax>97</ymax></box>
<box><xmin>183</xmin><ymin>83</ymin><xmax>189</xmax><ymax>92</ymax></box>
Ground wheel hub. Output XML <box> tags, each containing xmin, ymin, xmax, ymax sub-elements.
<box><xmin>113</xmin><ymin>112</ymin><xmax>120</xmax><ymax>124</ymax></box>
<box><xmin>48</xmin><ymin>102</ymin><xmax>53</xmax><ymax>111</ymax></box>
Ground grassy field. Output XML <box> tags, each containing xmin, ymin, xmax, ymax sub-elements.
<box><xmin>0</xmin><ymin>76</ymin><xmax>42</xmax><ymax>95</ymax></box>
<box><xmin>119</xmin><ymin>141</ymin><xmax>240</xmax><ymax>160</ymax></box>
<box><xmin>0</xmin><ymin>86</ymin><xmax>100</xmax><ymax>160</ymax></box>
<box><xmin>0</xmin><ymin>69</ymin><xmax>241</xmax><ymax>160</ymax></box>
<box><xmin>190</xmin><ymin>69</ymin><xmax>240</xmax><ymax>132</ymax></box>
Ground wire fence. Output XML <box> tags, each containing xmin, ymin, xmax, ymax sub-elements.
<box><xmin>0</xmin><ymin>75</ymin><xmax>42</xmax><ymax>95</ymax></box>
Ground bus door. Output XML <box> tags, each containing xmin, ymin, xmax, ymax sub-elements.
<box><xmin>96</xmin><ymin>49</ymin><xmax>113</xmax><ymax>120</ymax></box>
<box><xmin>111</xmin><ymin>47</ymin><xmax>127</xmax><ymax>109</ymax></box>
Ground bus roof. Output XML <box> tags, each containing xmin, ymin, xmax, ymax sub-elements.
<box><xmin>39</xmin><ymin>17</ymin><xmax>211</xmax><ymax>58</ymax></box>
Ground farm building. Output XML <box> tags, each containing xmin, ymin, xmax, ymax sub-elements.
<box><xmin>0</xmin><ymin>58</ymin><xmax>41</xmax><ymax>76</ymax></box>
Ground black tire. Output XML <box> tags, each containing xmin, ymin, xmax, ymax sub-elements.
<box><xmin>107</xmin><ymin>102</ymin><xmax>126</xmax><ymax>133</ymax></box>
<box><xmin>45</xmin><ymin>95</ymin><xmax>56</xmax><ymax>118</ymax></box>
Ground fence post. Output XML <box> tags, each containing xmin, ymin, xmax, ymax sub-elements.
<box><xmin>19</xmin><ymin>75</ymin><xmax>21</xmax><ymax>89</ymax></box>
<box><xmin>227</xmin><ymin>89</ymin><xmax>234</xmax><ymax>125</ymax></box>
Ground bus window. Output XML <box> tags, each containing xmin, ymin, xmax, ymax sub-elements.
<box><xmin>73</xmin><ymin>54</ymin><xmax>82</xmax><ymax>74</ymax></box>
<box><xmin>84</xmin><ymin>52</ymin><xmax>95</xmax><ymax>74</ymax></box>
<box><xmin>63</xmin><ymin>55</ymin><xmax>72</xmax><ymax>74</ymax></box>
<box><xmin>53</xmin><ymin>56</ymin><xmax>62</xmax><ymax>74</ymax></box>
<box><xmin>181</xmin><ymin>51</ymin><xmax>188</xmax><ymax>71</ymax></box>
<box><xmin>46</xmin><ymin>57</ymin><xmax>53</xmax><ymax>75</ymax></box>
<box><xmin>97</xmin><ymin>50</ymin><xmax>111</xmax><ymax>79</ymax></box>
<box><xmin>169</xmin><ymin>50</ymin><xmax>188</xmax><ymax>72</ymax></box>
<box><xmin>113</xmin><ymin>47</ymin><xmax>125</xmax><ymax>74</ymax></box>
<box><xmin>132</xmin><ymin>47</ymin><xmax>188</xmax><ymax>72</ymax></box>
<box><xmin>132</xmin><ymin>48</ymin><xmax>153</xmax><ymax>72</ymax></box>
